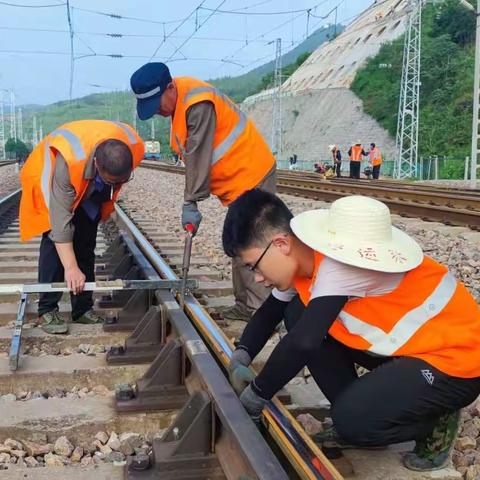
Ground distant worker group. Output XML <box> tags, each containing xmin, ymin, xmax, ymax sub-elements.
<box><xmin>325</xmin><ymin>141</ymin><xmax>382</xmax><ymax>179</ymax></box>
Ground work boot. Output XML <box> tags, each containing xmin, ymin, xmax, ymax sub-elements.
<box><xmin>40</xmin><ymin>309</ymin><xmax>69</xmax><ymax>335</ymax></box>
<box><xmin>74</xmin><ymin>309</ymin><xmax>105</xmax><ymax>325</ymax></box>
<box><xmin>403</xmin><ymin>410</ymin><xmax>461</xmax><ymax>472</ymax></box>
<box><xmin>218</xmin><ymin>304</ymin><xmax>252</xmax><ymax>322</ymax></box>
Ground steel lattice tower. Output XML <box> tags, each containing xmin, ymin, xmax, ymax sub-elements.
<box><xmin>271</xmin><ymin>38</ymin><xmax>282</xmax><ymax>158</ymax></box>
<box><xmin>394</xmin><ymin>0</ymin><xmax>423</xmax><ymax>179</ymax></box>
<box><xmin>9</xmin><ymin>91</ymin><xmax>17</xmax><ymax>142</ymax></box>
<box><xmin>17</xmin><ymin>108</ymin><xmax>23</xmax><ymax>142</ymax></box>
<box><xmin>0</xmin><ymin>93</ymin><xmax>5</xmax><ymax>161</ymax></box>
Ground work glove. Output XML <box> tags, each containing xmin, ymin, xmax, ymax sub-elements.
<box><xmin>239</xmin><ymin>384</ymin><xmax>268</xmax><ymax>423</ymax></box>
<box><xmin>181</xmin><ymin>202</ymin><xmax>202</xmax><ymax>234</ymax></box>
<box><xmin>229</xmin><ymin>349</ymin><xmax>254</xmax><ymax>395</ymax></box>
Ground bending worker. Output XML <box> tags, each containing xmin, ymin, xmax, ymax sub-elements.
<box><xmin>19</xmin><ymin>120</ymin><xmax>144</xmax><ymax>334</ymax></box>
<box><xmin>130</xmin><ymin>62</ymin><xmax>276</xmax><ymax>322</ymax></box>
<box><xmin>223</xmin><ymin>190</ymin><xmax>480</xmax><ymax>472</ymax></box>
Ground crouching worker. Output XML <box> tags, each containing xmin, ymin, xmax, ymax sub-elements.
<box><xmin>222</xmin><ymin>190</ymin><xmax>480</xmax><ymax>472</ymax></box>
<box><xmin>19</xmin><ymin>120</ymin><xmax>144</xmax><ymax>334</ymax></box>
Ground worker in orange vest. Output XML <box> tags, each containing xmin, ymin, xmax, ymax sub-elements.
<box><xmin>130</xmin><ymin>62</ymin><xmax>277</xmax><ymax>322</ymax></box>
<box><xmin>368</xmin><ymin>143</ymin><xmax>383</xmax><ymax>179</ymax></box>
<box><xmin>223</xmin><ymin>190</ymin><xmax>480</xmax><ymax>472</ymax></box>
<box><xmin>348</xmin><ymin>140</ymin><xmax>367</xmax><ymax>179</ymax></box>
<box><xmin>19</xmin><ymin>120</ymin><xmax>144</xmax><ymax>334</ymax></box>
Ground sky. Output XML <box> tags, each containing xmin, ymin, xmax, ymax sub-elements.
<box><xmin>0</xmin><ymin>0</ymin><xmax>373</xmax><ymax>106</ymax></box>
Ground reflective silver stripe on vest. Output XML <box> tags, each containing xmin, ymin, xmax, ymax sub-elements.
<box><xmin>135</xmin><ymin>86</ymin><xmax>161</xmax><ymax>99</ymax></box>
<box><xmin>183</xmin><ymin>86</ymin><xmax>217</xmax><ymax>103</ymax></box>
<box><xmin>50</xmin><ymin>128</ymin><xmax>85</xmax><ymax>159</ymax></box>
<box><xmin>41</xmin><ymin>141</ymin><xmax>52</xmax><ymax>208</ymax></box>
<box><xmin>212</xmin><ymin>110</ymin><xmax>247</xmax><ymax>165</ymax></box>
<box><xmin>183</xmin><ymin>86</ymin><xmax>248</xmax><ymax>165</ymax></box>
<box><xmin>338</xmin><ymin>272</ymin><xmax>458</xmax><ymax>356</ymax></box>
<box><xmin>113</xmin><ymin>121</ymin><xmax>138</xmax><ymax>145</ymax></box>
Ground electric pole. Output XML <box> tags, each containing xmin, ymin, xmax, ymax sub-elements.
<box><xmin>394</xmin><ymin>0</ymin><xmax>423</xmax><ymax>179</ymax></box>
<box><xmin>9</xmin><ymin>91</ymin><xmax>17</xmax><ymax>142</ymax></box>
<box><xmin>271</xmin><ymin>38</ymin><xmax>282</xmax><ymax>159</ymax></box>
<box><xmin>17</xmin><ymin>108</ymin><xmax>23</xmax><ymax>142</ymax></box>
<box><xmin>0</xmin><ymin>92</ymin><xmax>5</xmax><ymax>161</ymax></box>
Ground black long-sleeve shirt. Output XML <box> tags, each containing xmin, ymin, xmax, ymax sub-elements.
<box><xmin>236</xmin><ymin>293</ymin><xmax>348</xmax><ymax>400</ymax></box>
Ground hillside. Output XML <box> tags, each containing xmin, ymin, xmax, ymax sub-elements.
<box><xmin>351</xmin><ymin>0</ymin><xmax>476</xmax><ymax>162</ymax></box>
<box><xmin>19</xmin><ymin>24</ymin><xmax>341</xmax><ymax>151</ymax></box>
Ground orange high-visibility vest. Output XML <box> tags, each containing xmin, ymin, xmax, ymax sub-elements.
<box><xmin>294</xmin><ymin>251</ymin><xmax>480</xmax><ymax>378</ymax></box>
<box><xmin>170</xmin><ymin>77</ymin><xmax>275</xmax><ymax>206</ymax></box>
<box><xmin>350</xmin><ymin>145</ymin><xmax>363</xmax><ymax>161</ymax></box>
<box><xmin>369</xmin><ymin>147</ymin><xmax>382</xmax><ymax>166</ymax></box>
<box><xmin>19</xmin><ymin>120</ymin><xmax>144</xmax><ymax>242</ymax></box>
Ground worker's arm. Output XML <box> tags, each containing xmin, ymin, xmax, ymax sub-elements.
<box><xmin>235</xmin><ymin>291</ymin><xmax>292</xmax><ymax>360</ymax></box>
<box><xmin>49</xmin><ymin>154</ymin><xmax>85</xmax><ymax>294</ymax></box>
<box><xmin>184</xmin><ymin>101</ymin><xmax>216</xmax><ymax>203</ymax></box>
<box><xmin>250</xmin><ymin>295</ymin><xmax>348</xmax><ymax>401</ymax></box>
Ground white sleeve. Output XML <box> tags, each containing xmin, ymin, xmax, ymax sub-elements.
<box><xmin>272</xmin><ymin>287</ymin><xmax>297</xmax><ymax>302</ymax></box>
<box><xmin>310</xmin><ymin>257</ymin><xmax>403</xmax><ymax>299</ymax></box>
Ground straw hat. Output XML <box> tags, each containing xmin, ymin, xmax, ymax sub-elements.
<box><xmin>290</xmin><ymin>196</ymin><xmax>423</xmax><ymax>273</ymax></box>
<box><xmin>328</xmin><ymin>144</ymin><xmax>336</xmax><ymax>150</ymax></box>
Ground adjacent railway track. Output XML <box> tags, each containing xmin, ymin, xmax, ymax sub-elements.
<box><xmin>0</xmin><ymin>189</ymin><xmax>343</xmax><ymax>479</ymax></box>
<box><xmin>141</xmin><ymin>161</ymin><xmax>480</xmax><ymax>230</ymax></box>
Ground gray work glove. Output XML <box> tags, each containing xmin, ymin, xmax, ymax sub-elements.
<box><xmin>181</xmin><ymin>202</ymin><xmax>202</xmax><ymax>234</ymax></box>
<box><xmin>239</xmin><ymin>384</ymin><xmax>268</xmax><ymax>422</ymax></box>
<box><xmin>229</xmin><ymin>349</ymin><xmax>254</xmax><ymax>395</ymax></box>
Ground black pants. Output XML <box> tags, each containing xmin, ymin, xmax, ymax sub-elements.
<box><xmin>335</xmin><ymin>163</ymin><xmax>341</xmax><ymax>177</ymax></box>
<box><xmin>372</xmin><ymin>164</ymin><xmax>381</xmax><ymax>179</ymax></box>
<box><xmin>38</xmin><ymin>207</ymin><xmax>99</xmax><ymax>320</ymax></box>
<box><xmin>349</xmin><ymin>161</ymin><xmax>360</xmax><ymax>179</ymax></box>
<box><xmin>284</xmin><ymin>295</ymin><xmax>480</xmax><ymax>447</ymax></box>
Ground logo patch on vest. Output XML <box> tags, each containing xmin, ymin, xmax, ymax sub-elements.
<box><xmin>421</xmin><ymin>369</ymin><xmax>435</xmax><ymax>385</ymax></box>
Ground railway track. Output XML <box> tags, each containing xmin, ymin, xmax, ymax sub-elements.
<box><xmin>0</xmin><ymin>189</ymin><xmax>343</xmax><ymax>479</ymax></box>
<box><xmin>141</xmin><ymin>162</ymin><xmax>480</xmax><ymax>230</ymax></box>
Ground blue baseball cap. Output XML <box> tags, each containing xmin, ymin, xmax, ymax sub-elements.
<box><xmin>130</xmin><ymin>62</ymin><xmax>172</xmax><ymax>121</ymax></box>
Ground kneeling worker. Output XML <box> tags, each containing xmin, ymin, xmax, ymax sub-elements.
<box><xmin>222</xmin><ymin>190</ymin><xmax>480</xmax><ymax>471</ymax></box>
<box><xmin>19</xmin><ymin>120</ymin><xmax>144</xmax><ymax>334</ymax></box>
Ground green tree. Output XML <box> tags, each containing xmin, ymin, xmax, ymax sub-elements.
<box><xmin>5</xmin><ymin>138</ymin><xmax>31</xmax><ymax>161</ymax></box>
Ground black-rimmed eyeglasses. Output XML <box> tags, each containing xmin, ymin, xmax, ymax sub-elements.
<box><xmin>247</xmin><ymin>241</ymin><xmax>272</xmax><ymax>272</ymax></box>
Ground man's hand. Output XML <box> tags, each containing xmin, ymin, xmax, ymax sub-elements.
<box><xmin>229</xmin><ymin>349</ymin><xmax>254</xmax><ymax>395</ymax></box>
<box><xmin>182</xmin><ymin>202</ymin><xmax>202</xmax><ymax>233</ymax></box>
<box><xmin>239</xmin><ymin>384</ymin><xmax>268</xmax><ymax>422</ymax></box>
<box><xmin>65</xmin><ymin>265</ymin><xmax>86</xmax><ymax>295</ymax></box>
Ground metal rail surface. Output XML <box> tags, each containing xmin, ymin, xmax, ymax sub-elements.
<box><xmin>115</xmin><ymin>204</ymin><xmax>343</xmax><ymax>480</ymax></box>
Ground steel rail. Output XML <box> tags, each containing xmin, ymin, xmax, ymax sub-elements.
<box><xmin>115</xmin><ymin>203</ymin><xmax>343</xmax><ymax>480</ymax></box>
<box><xmin>140</xmin><ymin>162</ymin><xmax>480</xmax><ymax>229</ymax></box>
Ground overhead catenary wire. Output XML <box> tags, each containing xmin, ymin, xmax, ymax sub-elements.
<box><xmin>0</xmin><ymin>0</ymin><xmax>64</xmax><ymax>7</ymax></box>
<box><xmin>166</xmin><ymin>0</ymin><xmax>226</xmax><ymax>61</ymax></box>
<box><xmin>149</xmin><ymin>0</ymin><xmax>207</xmax><ymax>61</ymax></box>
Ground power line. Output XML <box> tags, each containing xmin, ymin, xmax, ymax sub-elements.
<box><xmin>70</xmin><ymin>5</ymin><xmax>192</xmax><ymax>26</ymax></box>
<box><xmin>199</xmin><ymin>2</ymin><xmax>328</xmax><ymax>16</ymax></box>
<box><xmin>66</xmin><ymin>0</ymin><xmax>74</xmax><ymax>102</ymax></box>
<box><xmin>149</xmin><ymin>0</ymin><xmax>207</xmax><ymax>61</ymax></box>
<box><xmin>0</xmin><ymin>25</ymin><xmax>269</xmax><ymax>43</ymax></box>
<box><xmin>166</xmin><ymin>0</ymin><xmax>226</xmax><ymax>61</ymax></box>
<box><xmin>0</xmin><ymin>1</ymin><xmax>64</xmax><ymax>7</ymax></box>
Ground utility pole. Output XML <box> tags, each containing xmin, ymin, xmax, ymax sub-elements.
<box><xmin>394</xmin><ymin>0</ymin><xmax>423</xmax><ymax>179</ymax></box>
<box><xmin>17</xmin><ymin>108</ymin><xmax>23</xmax><ymax>142</ymax></box>
<box><xmin>39</xmin><ymin>122</ymin><xmax>43</xmax><ymax>141</ymax></box>
<box><xmin>32</xmin><ymin>116</ymin><xmax>38</xmax><ymax>146</ymax></box>
<box><xmin>9</xmin><ymin>91</ymin><xmax>17</xmax><ymax>142</ymax></box>
<box><xmin>0</xmin><ymin>92</ymin><xmax>5</xmax><ymax>161</ymax></box>
<box><xmin>151</xmin><ymin>120</ymin><xmax>155</xmax><ymax>140</ymax></box>
<box><xmin>270</xmin><ymin>38</ymin><xmax>282</xmax><ymax>159</ymax></box>
<box><xmin>464</xmin><ymin>0</ymin><xmax>480</xmax><ymax>187</ymax></box>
